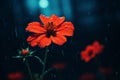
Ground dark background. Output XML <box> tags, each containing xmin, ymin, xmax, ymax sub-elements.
<box><xmin>0</xmin><ymin>0</ymin><xmax>120</xmax><ymax>80</ymax></box>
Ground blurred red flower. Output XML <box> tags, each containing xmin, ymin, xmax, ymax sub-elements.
<box><xmin>81</xmin><ymin>46</ymin><xmax>96</xmax><ymax>62</ymax></box>
<box><xmin>81</xmin><ymin>41</ymin><xmax>104</xmax><ymax>62</ymax></box>
<box><xmin>79</xmin><ymin>73</ymin><xmax>95</xmax><ymax>80</ymax></box>
<box><xmin>26</xmin><ymin>14</ymin><xmax>74</xmax><ymax>48</ymax></box>
<box><xmin>21</xmin><ymin>49</ymin><xmax>29</xmax><ymax>55</ymax></box>
<box><xmin>99</xmin><ymin>67</ymin><xmax>113</xmax><ymax>75</ymax></box>
<box><xmin>52</xmin><ymin>63</ymin><xmax>66</xmax><ymax>69</ymax></box>
<box><xmin>8</xmin><ymin>72</ymin><xmax>24</xmax><ymax>80</ymax></box>
<box><xmin>92</xmin><ymin>41</ymin><xmax>104</xmax><ymax>54</ymax></box>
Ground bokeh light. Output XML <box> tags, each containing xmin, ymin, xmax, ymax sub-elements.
<box><xmin>39</xmin><ymin>0</ymin><xmax>49</xmax><ymax>8</ymax></box>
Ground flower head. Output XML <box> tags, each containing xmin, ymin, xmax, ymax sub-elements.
<box><xmin>80</xmin><ymin>41</ymin><xmax>104</xmax><ymax>62</ymax></box>
<box><xmin>79</xmin><ymin>73</ymin><xmax>95</xmax><ymax>80</ymax></box>
<box><xmin>81</xmin><ymin>46</ymin><xmax>96</xmax><ymax>62</ymax></box>
<box><xmin>21</xmin><ymin>49</ymin><xmax>29</xmax><ymax>55</ymax></box>
<box><xmin>12</xmin><ymin>47</ymin><xmax>35</xmax><ymax>62</ymax></box>
<box><xmin>12</xmin><ymin>47</ymin><xmax>34</xmax><ymax>60</ymax></box>
<box><xmin>18</xmin><ymin>47</ymin><xmax>34</xmax><ymax>56</ymax></box>
<box><xmin>8</xmin><ymin>72</ymin><xmax>24</xmax><ymax>80</ymax></box>
<box><xmin>26</xmin><ymin>14</ymin><xmax>74</xmax><ymax>48</ymax></box>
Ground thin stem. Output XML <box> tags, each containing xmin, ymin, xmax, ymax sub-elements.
<box><xmin>42</xmin><ymin>68</ymin><xmax>53</xmax><ymax>76</ymax></box>
<box><xmin>40</xmin><ymin>47</ymin><xmax>49</xmax><ymax>80</ymax></box>
<box><xmin>25</xmin><ymin>58</ymin><xmax>33</xmax><ymax>80</ymax></box>
<box><xmin>34</xmin><ymin>56</ymin><xmax>44</xmax><ymax>65</ymax></box>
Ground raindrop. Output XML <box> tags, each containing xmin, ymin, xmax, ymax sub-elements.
<box><xmin>15</xmin><ymin>27</ymin><xmax>18</xmax><ymax>37</ymax></box>
<box><xmin>107</xmin><ymin>24</ymin><xmax>110</xmax><ymax>28</ymax></box>
<box><xmin>115</xmin><ymin>72</ymin><xmax>118</xmax><ymax>75</ymax></box>
<box><xmin>105</xmin><ymin>37</ymin><xmax>108</xmax><ymax>42</ymax></box>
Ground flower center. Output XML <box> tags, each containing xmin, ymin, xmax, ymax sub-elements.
<box><xmin>45</xmin><ymin>22</ymin><xmax>56</xmax><ymax>37</ymax></box>
<box><xmin>88</xmin><ymin>51</ymin><xmax>93</xmax><ymax>56</ymax></box>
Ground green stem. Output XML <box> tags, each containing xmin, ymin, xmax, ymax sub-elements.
<box><xmin>40</xmin><ymin>47</ymin><xmax>49</xmax><ymax>80</ymax></box>
<box><xmin>41</xmin><ymin>68</ymin><xmax>53</xmax><ymax>76</ymax></box>
<box><xmin>25</xmin><ymin>58</ymin><xmax>33</xmax><ymax>80</ymax></box>
<box><xmin>34</xmin><ymin>56</ymin><xmax>44</xmax><ymax>65</ymax></box>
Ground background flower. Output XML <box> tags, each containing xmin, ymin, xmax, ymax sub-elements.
<box><xmin>7</xmin><ymin>72</ymin><xmax>24</xmax><ymax>80</ymax></box>
<box><xmin>79</xmin><ymin>73</ymin><xmax>95</xmax><ymax>80</ymax></box>
<box><xmin>52</xmin><ymin>63</ymin><xmax>66</xmax><ymax>69</ymax></box>
<box><xmin>81</xmin><ymin>41</ymin><xmax>104</xmax><ymax>62</ymax></box>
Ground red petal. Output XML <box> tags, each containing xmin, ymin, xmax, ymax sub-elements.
<box><xmin>49</xmin><ymin>14</ymin><xmax>65</xmax><ymax>26</ymax></box>
<box><xmin>92</xmin><ymin>41</ymin><xmax>104</xmax><ymax>54</ymax></box>
<box><xmin>39</xmin><ymin>14</ymin><xmax>49</xmax><ymax>25</ymax></box>
<box><xmin>38</xmin><ymin>35</ymin><xmax>51</xmax><ymax>48</ymax></box>
<box><xmin>81</xmin><ymin>51</ymin><xmax>87</xmax><ymax>60</ymax></box>
<box><xmin>84</xmin><ymin>57</ymin><xmax>91</xmax><ymax>62</ymax></box>
<box><xmin>51</xmin><ymin>35</ymin><xmax>67</xmax><ymax>46</ymax></box>
<box><xmin>92</xmin><ymin>41</ymin><xmax>99</xmax><ymax>46</ymax></box>
<box><xmin>40</xmin><ymin>14</ymin><xmax>65</xmax><ymax>26</ymax></box>
<box><xmin>30</xmin><ymin>40</ymin><xmax>38</xmax><ymax>47</ymax></box>
<box><xmin>56</xmin><ymin>22</ymin><xmax>74</xmax><ymax>36</ymax></box>
<box><xmin>81</xmin><ymin>51</ymin><xmax>91</xmax><ymax>62</ymax></box>
<box><xmin>26</xmin><ymin>22</ymin><xmax>46</xmax><ymax>33</ymax></box>
<box><xmin>86</xmin><ymin>45</ymin><xmax>95</xmax><ymax>52</ymax></box>
<box><xmin>54</xmin><ymin>16</ymin><xmax>65</xmax><ymax>26</ymax></box>
<box><xmin>27</xmin><ymin>35</ymin><xmax>36</xmax><ymax>42</ymax></box>
<box><xmin>28</xmin><ymin>34</ymin><xmax>46</xmax><ymax>47</ymax></box>
<box><xmin>27</xmin><ymin>35</ymin><xmax>37</xmax><ymax>47</ymax></box>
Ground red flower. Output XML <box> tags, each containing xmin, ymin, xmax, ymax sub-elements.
<box><xmin>26</xmin><ymin>14</ymin><xmax>74</xmax><ymax>48</ymax></box>
<box><xmin>99</xmin><ymin>67</ymin><xmax>113</xmax><ymax>75</ymax></box>
<box><xmin>92</xmin><ymin>41</ymin><xmax>104</xmax><ymax>54</ymax></box>
<box><xmin>8</xmin><ymin>72</ymin><xmax>24</xmax><ymax>80</ymax></box>
<box><xmin>18</xmin><ymin>48</ymin><xmax>34</xmax><ymax>56</ymax></box>
<box><xmin>79</xmin><ymin>73</ymin><xmax>95</xmax><ymax>80</ymax></box>
<box><xmin>81</xmin><ymin>41</ymin><xmax>104</xmax><ymax>62</ymax></box>
<box><xmin>81</xmin><ymin>46</ymin><xmax>96</xmax><ymax>62</ymax></box>
<box><xmin>52</xmin><ymin>63</ymin><xmax>66</xmax><ymax>69</ymax></box>
<box><xmin>21</xmin><ymin>49</ymin><xmax>29</xmax><ymax>55</ymax></box>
